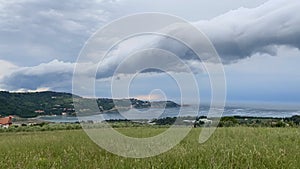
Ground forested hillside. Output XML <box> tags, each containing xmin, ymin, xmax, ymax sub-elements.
<box><xmin>0</xmin><ymin>91</ymin><xmax>180</xmax><ymax>118</ymax></box>
<box><xmin>0</xmin><ymin>91</ymin><xmax>75</xmax><ymax>117</ymax></box>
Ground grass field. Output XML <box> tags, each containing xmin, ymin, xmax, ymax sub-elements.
<box><xmin>0</xmin><ymin>127</ymin><xmax>299</xmax><ymax>169</ymax></box>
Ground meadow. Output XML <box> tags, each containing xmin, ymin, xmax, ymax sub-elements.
<box><xmin>0</xmin><ymin>127</ymin><xmax>299</xmax><ymax>169</ymax></box>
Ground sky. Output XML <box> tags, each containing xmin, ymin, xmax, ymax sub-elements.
<box><xmin>0</xmin><ymin>0</ymin><xmax>300</xmax><ymax>104</ymax></box>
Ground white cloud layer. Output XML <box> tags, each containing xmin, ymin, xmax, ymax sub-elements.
<box><xmin>0</xmin><ymin>60</ymin><xmax>17</xmax><ymax>78</ymax></box>
<box><xmin>1</xmin><ymin>60</ymin><xmax>74</xmax><ymax>91</ymax></box>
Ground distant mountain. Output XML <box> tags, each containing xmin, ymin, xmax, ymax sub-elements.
<box><xmin>0</xmin><ymin>91</ymin><xmax>180</xmax><ymax>118</ymax></box>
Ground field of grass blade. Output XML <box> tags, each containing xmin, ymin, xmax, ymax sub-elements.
<box><xmin>0</xmin><ymin>127</ymin><xmax>299</xmax><ymax>169</ymax></box>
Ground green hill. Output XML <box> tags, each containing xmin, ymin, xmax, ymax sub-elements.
<box><xmin>0</xmin><ymin>91</ymin><xmax>180</xmax><ymax>118</ymax></box>
<box><xmin>0</xmin><ymin>91</ymin><xmax>75</xmax><ymax>118</ymax></box>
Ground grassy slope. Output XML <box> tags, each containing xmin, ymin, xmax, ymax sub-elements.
<box><xmin>0</xmin><ymin>127</ymin><xmax>299</xmax><ymax>169</ymax></box>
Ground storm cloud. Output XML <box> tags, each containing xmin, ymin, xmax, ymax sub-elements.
<box><xmin>196</xmin><ymin>0</ymin><xmax>300</xmax><ymax>63</ymax></box>
<box><xmin>83</xmin><ymin>0</ymin><xmax>300</xmax><ymax>79</ymax></box>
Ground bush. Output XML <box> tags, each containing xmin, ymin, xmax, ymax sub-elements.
<box><xmin>218</xmin><ymin>117</ymin><xmax>238</xmax><ymax>127</ymax></box>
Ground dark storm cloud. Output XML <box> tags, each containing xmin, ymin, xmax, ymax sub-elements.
<box><xmin>92</xmin><ymin>0</ymin><xmax>300</xmax><ymax>79</ymax></box>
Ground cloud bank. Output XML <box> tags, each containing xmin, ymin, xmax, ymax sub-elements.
<box><xmin>83</xmin><ymin>0</ymin><xmax>300</xmax><ymax>79</ymax></box>
<box><xmin>1</xmin><ymin>60</ymin><xmax>74</xmax><ymax>91</ymax></box>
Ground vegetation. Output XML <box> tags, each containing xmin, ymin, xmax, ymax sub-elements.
<box><xmin>0</xmin><ymin>115</ymin><xmax>296</xmax><ymax>134</ymax></box>
<box><xmin>0</xmin><ymin>91</ymin><xmax>76</xmax><ymax>118</ymax></box>
<box><xmin>218</xmin><ymin>115</ymin><xmax>300</xmax><ymax>127</ymax></box>
<box><xmin>0</xmin><ymin>91</ymin><xmax>179</xmax><ymax>118</ymax></box>
<box><xmin>152</xmin><ymin>115</ymin><xmax>300</xmax><ymax>127</ymax></box>
<box><xmin>0</xmin><ymin>127</ymin><xmax>299</xmax><ymax>168</ymax></box>
<box><xmin>0</xmin><ymin>123</ymin><xmax>82</xmax><ymax>133</ymax></box>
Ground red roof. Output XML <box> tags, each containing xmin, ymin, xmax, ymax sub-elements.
<box><xmin>0</xmin><ymin>116</ymin><xmax>12</xmax><ymax>125</ymax></box>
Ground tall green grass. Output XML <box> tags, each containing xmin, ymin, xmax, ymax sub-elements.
<box><xmin>0</xmin><ymin>127</ymin><xmax>299</xmax><ymax>168</ymax></box>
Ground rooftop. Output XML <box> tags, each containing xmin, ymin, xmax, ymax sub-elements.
<box><xmin>0</xmin><ymin>116</ymin><xmax>13</xmax><ymax>125</ymax></box>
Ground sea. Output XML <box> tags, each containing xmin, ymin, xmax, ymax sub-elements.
<box><xmin>38</xmin><ymin>104</ymin><xmax>300</xmax><ymax>123</ymax></box>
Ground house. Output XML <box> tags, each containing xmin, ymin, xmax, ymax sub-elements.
<box><xmin>193</xmin><ymin>118</ymin><xmax>213</xmax><ymax>127</ymax></box>
<box><xmin>199</xmin><ymin>118</ymin><xmax>213</xmax><ymax>124</ymax></box>
<box><xmin>0</xmin><ymin>116</ymin><xmax>13</xmax><ymax>128</ymax></box>
<box><xmin>34</xmin><ymin>110</ymin><xmax>45</xmax><ymax>114</ymax></box>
